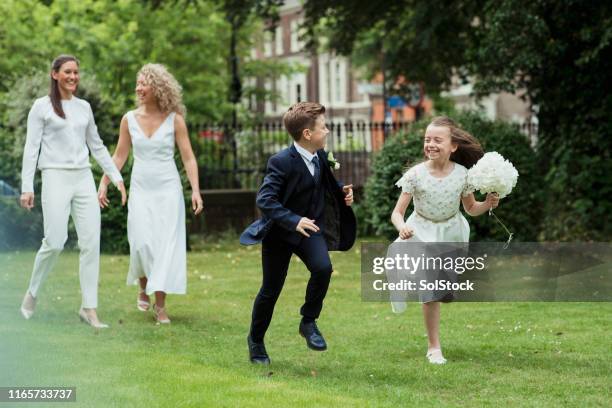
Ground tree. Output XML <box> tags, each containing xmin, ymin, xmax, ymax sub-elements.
<box><xmin>0</xmin><ymin>0</ymin><xmax>234</xmax><ymax>123</ymax></box>
<box><xmin>303</xmin><ymin>0</ymin><xmax>612</xmax><ymax>240</ymax></box>
<box><xmin>303</xmin><ymin>0</ymin><xmax>479</xmax><ymax>95</ymax></box>
<box><xmin>0</xmin><ymin>0</ymin><xmax>50</xmax><ymax>93</ymax></box>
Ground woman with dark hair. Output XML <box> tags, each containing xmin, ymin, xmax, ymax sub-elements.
<box><xmin>19</xmin><ymin>55</ymin><xmax>127</xmax><ymax>328</ymax></box>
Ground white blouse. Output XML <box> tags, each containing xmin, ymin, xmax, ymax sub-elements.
<box><xmin>21</xmin><ymin>95</ymin><xmax>123</xmax><ymax>193</ymax></box>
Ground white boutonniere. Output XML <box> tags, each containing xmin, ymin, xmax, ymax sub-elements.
<box><xmin>327</xmin><ymin>151</ymin><xmax>340</xmax><ymax>170</ymax></box>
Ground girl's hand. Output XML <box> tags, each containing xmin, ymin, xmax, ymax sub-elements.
<box><xmin>192</xmin><ymin>191</ymin><xmax>204</xmax><ymax>215</ymax></box>
<box><xmin>398</xmin><ymin>225</ymin><xmax>414</xmax><ymax>240</ymax></box>
<box><xmin>98</xmin><ymin>183</ymin><xmax>109</xmax><ymax>208</ymax></box>
<box><xmin>20</xmin><ymin>192</ymin><xmax>34</xmax><ymax>210</ymax></box>
<box><xmin>486</xmin><ymin>193</ymin><xmax>500</xmax><ymax>209</ymax></box>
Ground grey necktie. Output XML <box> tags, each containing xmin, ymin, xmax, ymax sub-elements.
<box><xmin>312</xmin><ymin>155</ymin><xmax>321</xmax><ymax>184</ymax></box>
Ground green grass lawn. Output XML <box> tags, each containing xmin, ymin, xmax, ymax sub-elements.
<box><xmin>1</xmin><ymin>239</ymin><xmax>610</xmax><ymax>407</ymax></box>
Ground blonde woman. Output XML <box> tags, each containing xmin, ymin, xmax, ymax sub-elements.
<box><xmin>98</xmin><ymin>64</ymin><xmax>203</xmax><ymax>324</ymax></box>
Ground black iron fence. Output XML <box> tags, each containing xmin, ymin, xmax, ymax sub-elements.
<box><xmin>516</xmin><ymin>122</ymin><xmax>538</xmax><ymax>137</ymax></box>
<box><xmin>189</xmin><ymin>120</ymin><xmax>538</xmax><ymax>191</ymax></box>
<box><xmin>516</xmin><ymin>122</ymin><xmax>539</xmax><ymax>147</ymax></box>
<box><xmin>190</xmin><ymin>121</ymin><xmax>415</xmax><ymax>190</ymax></box>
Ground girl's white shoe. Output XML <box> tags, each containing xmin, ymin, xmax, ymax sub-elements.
<box><xmin>20</xmin><ymin>291</ymin><xmax>36</xmax><ymax>319</ymax></box>
<box><xmin>426</xmin><ymin>349</ymin><xmax>447</xmax><ymax>364</ymax></box>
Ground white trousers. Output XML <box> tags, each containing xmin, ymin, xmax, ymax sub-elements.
<box><xmin>27</xmin><ymin>168</ymin><xmax>101</xmax><ymax>308</ymax></box>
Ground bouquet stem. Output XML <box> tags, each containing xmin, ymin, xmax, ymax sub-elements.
<box><xmin>489</xmin><ymin>209</ymin><xmax>514</xmax><ymax>248</ymax></box>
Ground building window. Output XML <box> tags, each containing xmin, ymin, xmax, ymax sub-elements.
<box><xmin>264</xmin><ymin>79</ymin><xmax>272</xmax><ymax>114</ymax></box>
<box><xmin>272</xmin><ymin>79</ymin><xmax>278</xmax><ymax>113</ymax></box>
<box><xmin>263</xmin><ymin>31</ymin><xmax>273</xmax><ymax>58</ymax></box>
<box><xmin>326</xmin><ymin>61</ymin><xmax>332</xmax><ymax>104</ymax></box>
<box><xmin>275</xmin><ymin>25</ymin><xmax>283</xmax><ymax>56</ymax></box>
<box><xmin>335</xmin><ymin>61</ymin><xmax>343</xmax><ymax>103</ymax></box>
<box><xmin>290</xmin><ymin>19</ymin><xmax>304</xmax><ymax>53</ymax></box>
<box><xmin>245</xmin><ymin>78</ymin><xmax>256</xmax><ymax>111</ymax></box>
<box><xmin>249</xmin><ymin>92</ymin><xmax>255</xmax><ymax>111</ymax></box>
<box><xmin>277</xmin><ymin>75</ymin><xmax>288</xmax><ymax>108</ymax></box>
<box><xmin>296</xmin><ymin>84</ymin><xmax>302</xmax><ymax>102</ymax></box>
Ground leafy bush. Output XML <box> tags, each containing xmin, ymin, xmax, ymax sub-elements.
<box><xmin>538</xmin><ymin>119</ymin><xmax>612</xmax><ymax>241</ymax></box>
<box><xmin>363</xmin><ymin>111</ymin><xmax>543</xmax><ymax>242</ymax></box>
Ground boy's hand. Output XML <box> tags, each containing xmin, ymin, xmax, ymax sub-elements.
<box><xmin>343</xmin><ymin>184</ymin><xmax>353</xmax><ymax>206</ymax></box>
<box><xmin>296</xmin><ymin>217</ymin><xmax>319</xmax><ymax>237</ymax></box>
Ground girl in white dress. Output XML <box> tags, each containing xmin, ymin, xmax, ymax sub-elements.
<box><xmin>390</xmin><ymin>116</ymin><xmax>500</xmax><ymax>364</ymax></box>
<box><xmin>98</xmin><ymin>64</ymin><xmax>203</xmax><ymax>324</ymax></box>
<box><xmin>19</xmin><ymin>55</ymin><xmax>127</xmax><ymax>329</ymax></box>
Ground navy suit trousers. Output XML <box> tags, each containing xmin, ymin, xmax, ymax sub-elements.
<box><xmin>249</xmin><ymin>230</ymin><xmax>333</xmax><ymax>342</ymax></box>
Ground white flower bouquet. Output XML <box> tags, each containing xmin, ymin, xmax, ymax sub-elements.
<box><xmin>467</xmin><ymin>152</ymin><xmax>519</xmax><ymax>247</ymax></box>
<box><xmin>467</xmin><ymin>152</ymin><xmax>518</xmax><ymax>199</ymax></box>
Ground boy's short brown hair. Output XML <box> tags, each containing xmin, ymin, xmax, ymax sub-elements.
<box><xmin>283</xmin><ymin>102</ymin><xmax>326</xmax><ymax>141</ymax></box>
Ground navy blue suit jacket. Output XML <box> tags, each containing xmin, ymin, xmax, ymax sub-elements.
<box><xmin>239</xmin><ymin>144</ymin><xmax>356</xmax><ymax>251</ymax></box>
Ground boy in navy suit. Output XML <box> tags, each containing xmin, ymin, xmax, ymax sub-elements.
<box><xmin>240</xmin><ymin>102</ymin><xmax>356</xmax><ymax>364</ymax></box>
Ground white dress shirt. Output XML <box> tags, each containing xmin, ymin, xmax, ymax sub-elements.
<box><xmin>21</xmin><ymin>96</ymin><xmax>123</xmax><ymax>193</ymax></box>
<box><xmin>293</xmin><ymin>141</ymin><xmax>317</xmax><ymax>177</ymax></box>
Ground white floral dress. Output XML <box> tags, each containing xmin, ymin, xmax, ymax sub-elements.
<box><xmin>388</xmin><ymin>161</ymin><xmax>473</xmax><ymax>310</ymax></box>
<box><xmin>395</xmin><ymin>161</ymin><xmax>473</xmax><ymax>243</ymax></box>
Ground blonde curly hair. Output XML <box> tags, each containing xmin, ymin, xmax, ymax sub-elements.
<box><xmin>136</xmin><ymin>63</ymin><xmax>186</xmax><ymax>116</ymax></box>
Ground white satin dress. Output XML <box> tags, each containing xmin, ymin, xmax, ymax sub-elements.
<box><xmin>125</xmin><ymin>111</ymin><xmax>186</xmax><ymax>295</ymax></box>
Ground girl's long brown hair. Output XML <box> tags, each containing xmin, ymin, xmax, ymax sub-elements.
<box><xmin>429</xmin><ymin>116</ymin><xmax>484</xmax><ymax>168</ymax></box>
<box><xmin>49</xmin><ymin>55</ymin><xmax>79</xmax><ymax>119</ymax></box>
